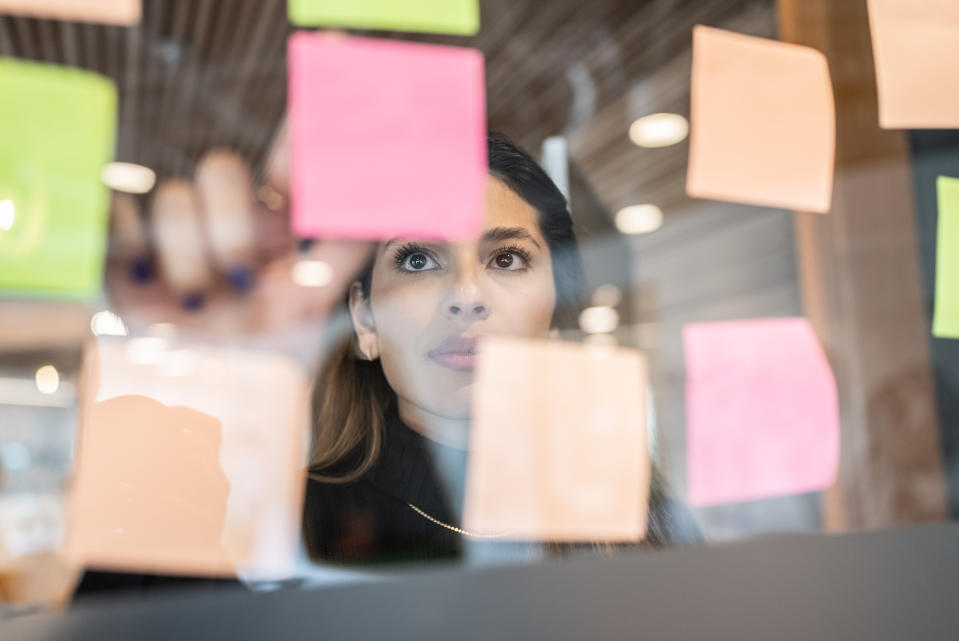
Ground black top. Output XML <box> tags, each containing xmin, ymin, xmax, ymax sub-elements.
<box><xmin>303</xmin><ymin>402</ymin><xmax>701</xmax><ymax>565</ymax></box>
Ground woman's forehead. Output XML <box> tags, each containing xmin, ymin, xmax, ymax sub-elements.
<box><xmin>483</xmin><ymin>176</ymin><xmax>541</xmax><ymax>239</ymax></box>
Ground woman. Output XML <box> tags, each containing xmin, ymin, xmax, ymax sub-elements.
<box><xmin>303</xmin><ymin>133</ymin><xmax>700</xmax><ymax>564</ymax></box>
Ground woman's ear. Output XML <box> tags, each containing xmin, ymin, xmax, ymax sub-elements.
<box><xmin>348</xmin><ymin>281</ymin><xmax>379</xmax><ymax>361</ymax></box>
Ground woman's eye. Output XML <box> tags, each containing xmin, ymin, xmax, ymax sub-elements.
<box><xmin>402</xmin><ymin>252</ymin><xmax>438</xmax><ymax>272</ymax></box>
<box><xmin>489</xmin><ymin>251</ymin><xmax>528</xmax><ymax>271</ymax></box>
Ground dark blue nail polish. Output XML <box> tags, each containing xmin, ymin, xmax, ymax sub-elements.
<box><xmin>128</xmin><ymin>257</ymin><xmax>153</xmax><ymax>283</ymax></box>
<box><xmin>298</xmin><ymin>238</ymin><xmax>315</xmax><ymax>253</ymax></box>
<box><xmin>227</xmin><ymin>266</ymin><xmax>255</xmax><ymax>292</ymax></box>
<box><xmin>181</xmin><ymin>292</ymin><xmax>206</xmax><ymax>311</ymax></box>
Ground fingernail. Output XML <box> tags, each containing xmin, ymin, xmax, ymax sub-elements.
<box><xmin>298</xmin><ymin>238</ymin><xmax>315</xmax><ymax>253</ymax></box>
<box><xmin>128</xmin><ymin>257</ymin><xmax>153</xmax><ymax>283</ymax></box>
<box><xmin>227</xmin><ymin>266</ymin><xmax>255</xmax><ymax>292</ymax></box>
<box><xmin>181</xmin><ymin>292</ymin><xmax>206</xmax><ymax>311</ymax></box>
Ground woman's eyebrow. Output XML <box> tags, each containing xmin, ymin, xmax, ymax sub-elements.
<box><xmin>481</xmin><ymin>226</ymin><xmax>542</xmax><ymax>249</ymax></box>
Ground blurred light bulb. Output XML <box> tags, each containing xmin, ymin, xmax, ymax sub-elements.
<box><xmin>579</xmin><ymin>306</ymin><xmax>620</xmax><ymax>334</ymax></box>
<box><xmin>628</xmin><ymin>113</ymin><xmax>689</xmax><ymax>148</ymax></box>
<box><xmin>615</xmin><ymin>204</ymin><xmax>663</xmax><ymax>235</ymax></box>
<box><xmin>292</xmin><ymin>260</ymin><xmax>333</xmax><ymax>287</ymax></box>
<box><xmin>0</xmin><ymin>200</ymin><xmax>14</xmax><ymax>231</ymax></box>
<box><xmin>101</xmin><ymin>162</ymin><xmax>156</xmax><ymax>194</ymax></box>
<box><xmin>91</xmin><ymin>310</ymin><xmax>128</xmax><ymax>336</ymax></box>
<box><xmin>35</xmin><ymin>365</ymin><xmax>60</xmax><ymax>395</ymax></box>
<box><xmin>591</xmin><ymin>284</ymin><xmax>622</xmax><ymax>308</ymax></box>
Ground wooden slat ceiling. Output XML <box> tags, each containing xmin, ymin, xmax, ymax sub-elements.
<box><xmin>0</xmin><ymin>0</ymin><xmax>773</xmax><ymax>219</ymax></box>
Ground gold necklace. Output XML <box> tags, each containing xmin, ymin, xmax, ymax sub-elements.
<box><xmin>406</xmin><ymin>502</ymin><xmax>513</xmax><ymax>539</ymax></box>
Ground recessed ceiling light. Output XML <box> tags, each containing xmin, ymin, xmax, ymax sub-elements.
<box><xmin>292</xmin><ymin>260</ymin><xmax>333</xmax><ymax>288</ymax></box>
<box><xmin>628</xmin><ymin>113</ymin><xmax>689</xmax><ymax>148</ymax></box>
<box><xmin>578</xmin><ymin>306</ymin><xmax>620</xmax><ymax>334</ymax></box>
<box><xmin>101</xmin><ymin>162</ymin><xmax>157</xmax><ymax>194</ymax></box>
<box><xmin>615</xmin><ymin>204</ymin><xmax>664</xmax><ymax>235</ymax></box>
<box><xmin>91</xmin><ymin>310</ymin><xmax>128</xmax><ymax>336</ymax></box>
<box><xmin>35</xmin><ymin>365</ymin><xmax>60</xmax><ymax>395</ymax></box>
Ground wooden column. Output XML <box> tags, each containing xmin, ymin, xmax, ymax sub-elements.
<box><xmin>777</xmin><ymin>0</ymin><xmax>948</xmax><ymax>529</ymax></box>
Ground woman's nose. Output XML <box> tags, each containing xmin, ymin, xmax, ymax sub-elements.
<box><xmin>444</xmin><ymin>268</ymin><xmax>490</xmax><ymax>321</ymax></box>
<box><xmin>446</xmin><ymin>298</ymin><xmax>489</xmax><ymax>320</ymax></box>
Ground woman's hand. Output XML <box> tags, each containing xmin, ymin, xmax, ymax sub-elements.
<box><xmin>103</xmin><ymin>149</ymin><xmax>372</xmax><ymax>347</ymax></box>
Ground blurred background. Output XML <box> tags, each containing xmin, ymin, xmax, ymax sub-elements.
<box><xmin>1</xmin><ymin>0</ymin><xmax>957</xmax><ymax>611</ymax></box>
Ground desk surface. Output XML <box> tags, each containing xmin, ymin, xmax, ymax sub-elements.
<box><xmin>6</xmin><ymin>522</ymin><xmax>959</xmax><ymax>640</ymax></box>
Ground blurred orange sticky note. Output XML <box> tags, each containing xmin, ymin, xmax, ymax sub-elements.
<box><xmin>686</xmin><ymin>25</ymin><xmax>835</xmax><ymax>213</ymax></box>
<box><xmin>867</xmin><ymin>0</ymin><xmax>959</xmax><ymax>128</ymax></box>
<box><xmin>463</xmin><ymin>338</ymin><xmax>650</xmax><ymax>541</ymax></box>
<box><xmin>0</xmin><ymin>0</ymin><xmax>140</xmax><ymax>24</ymax></box>
<box><xmin>683</xmin><ymin>318</ymin><xmax>840</xmax><ymax>507</ymax></box>
<box><xmin>67</xmin><ymin>340</ymin><xmax>309</xmax><ymax>579</ymax></box>
<box><xmin>288</xmin><ymin>33</ymin><xmax>486</xmax><ymax>241</ymax></box>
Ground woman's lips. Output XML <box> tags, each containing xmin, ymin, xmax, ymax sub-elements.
<box><xmin>428</xmin><ymin>337</ymin><xmax>478</xmax><ymax>371</ymax></box>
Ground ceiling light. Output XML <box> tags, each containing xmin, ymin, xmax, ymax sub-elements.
<box><xmin>35</xmin><ymin>365</ymin><xmax>60</xmax><ymax>395</ymax></box>
<box><xmin>628</xmin><ymin>113</ymin><xmax>689</xmax><ymax>148</ymax></box>
<box><xmin>579</xmin><ymin>306</ymin><xmax>620</xmax><ymax>334</ymax></box>
<box><xmin>292</xmin><ymin>260</ymin><xmax>333</xmax><ymax>288</ymax></box>
<box><xmin>615</xmin><ymin>204</ymin><xmax>664</xmax><ymax>235</ymax></box>
<box><xmin>91</xmin><ymin>310</ymin><xmax>128</xmax><ymax>336</ymax></box>
<box><xmin>101</xmin><ymin>162</ymin><xmax>156</xmax><ymax>194</ymax></box>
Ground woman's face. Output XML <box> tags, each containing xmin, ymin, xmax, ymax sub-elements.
<box><xmin>350</xmin><ymin>176</ymin><xmax>556</xmax><ymax>420</ymax></box>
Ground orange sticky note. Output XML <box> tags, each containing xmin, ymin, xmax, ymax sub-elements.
<box><xmin>683</xmin><ymin>318</ymin><xmax>840</xmax><ymax>506</ymax></box>
<box><xmin>463</xmin><ymin>338</ymin><xmax>650</xmax><ymax>541</ymax></box>
<box><xmin>0</xmin><ymin>0</ymin><xmax>140</xmax><ymax>24</ymax></box>
<box><xmin>686</xmin><ymin>25</ymin><xmax>835</xmax><ymax>213</ymax></box>
<box><xmin>67</xmin><ymin>339</ymin><xmax>308</xmax><ymax>579</ymax></box>
<box><xmin>867</xmin><ymin>0</ymin><xmax>959</xmax><ymax>129</ymax></box>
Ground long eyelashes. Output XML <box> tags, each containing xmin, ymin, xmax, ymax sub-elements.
<box><xmin>392</xmin><ymin>242</ymin><xmax>437</xmax><ymax>272</ymax></box>
<box><xmin>489</xmin><ymin>244</ymin><xmax>532</xmax><ymax>270</ymax></box>
<box><xmin>390</xmin><ymin>242</ymin><xmax>534</xmax><ymax>273</ymax></box>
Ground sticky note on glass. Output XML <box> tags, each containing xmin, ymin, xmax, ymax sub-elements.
<box><xmin>933</xmin><ymin>176</ymin><xmax>959</xmax><ymax>339</ymax></box>
<box><xmin>683</xmin><ymin>318</ymin><xmax>839</xmax><ymax>507</ymax></box>
<box><xmin>686</xmin><ymin>26</ymin><xmax>835</xmax><ymax>213</ymax></box>
<box><xmin>0</xmin><ymin>58</ymin><xmax>116</xmax><ymax>299</ymax></box>
<box><xmin>463</xmin><ymin>338</ymin><xmax>650</xmax><ymax>541</ymax></box>
<box><xmin>288</xmin><ymin>33</ymin><xmax>486</xmax><ymax>240</ymax></box>
<box><xmin>67</xmin><ymin>339</ymin><xmax>309</xmax><ymax>579</ymax></box>
<box><xmin>288</xmin><ymin>0</ymin><xmax>478</xmax><ymax>36</ymax></box>
<box><xmin>866</xmin><ymin>0</ymin><xmax>959</xmax><ymax>129</ymax></box>
<box><xmin>0</xmin><ymin>0</ymin><xmax>140</xmax><ymax>24</ymax></box>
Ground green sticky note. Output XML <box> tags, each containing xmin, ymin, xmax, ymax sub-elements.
<box><xmin>288</xmin><ymin>0</ymin><xmax>479</xmax><ymax>36</ymax></box>
<box><xmin>0</xmin><ymin>57</ymin><xmax>116</xmax><ymax>300</ymax></box>
<box><xmin>934</xmin><ymin>176</ymin><xmax>959</xmax><ymax>339</ymax></box>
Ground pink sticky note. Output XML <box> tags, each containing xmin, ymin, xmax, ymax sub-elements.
<box><xmin>686</xmin><ymin>26</ymin><xmax>835</xmax><ymax>213</ymax></box>
<box><xmin>68</xmin><ymin>339</ymin><xmax>309</xmax><ymax>579</ymax></box>
<box><xmin>683</xmin><ymin>318</ymin><xmax>839</xmax><ymax>506</ymax></box>
<box><xmin>867</xmin><ymin>0</ymin><xmax>959</xmax><ymax>129</ymax></box>
<box><xmin>463</xmin><ymin>338</ymin><xmax>650</xmax><ymax>541</ymax></box>
<box><xmin>288</xmin><ymin>33</ymin><xmax>486</xmax><ymax>240</ymax></box>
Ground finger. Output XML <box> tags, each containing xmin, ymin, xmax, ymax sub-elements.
<box><xmin>150</xmin><ymin>179</ymin><xmax>213</xmax><ymax>310</ymax></box>
<box><xmin>109</xmin><ymin>192</ymin><xmax>152</xmax><ymax>283</ymax></box>
<box><xmin>195</xmin><ymin>150</ymin><xmax>257</xmax><ymax>292</ymax></box>
<box><xmin>264</xmin><ymin>116</ymin><xmax>289</xmax><ymax>199</ymax></box>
